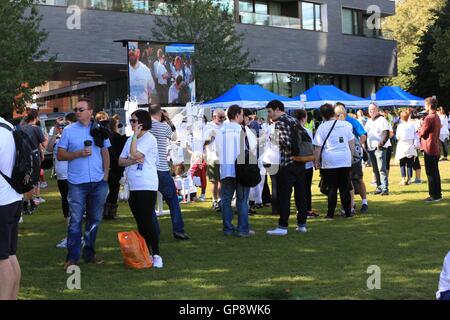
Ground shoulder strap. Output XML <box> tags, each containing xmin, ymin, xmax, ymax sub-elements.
<box><xmin>320</xmin><ymin>120</ymin><xmax>338</xmax><ymax>162</ymax></box>
<box><xmin>0</xmin><ymin>122</ymin><xmax>14</xmax><ymax>184</ymax></box>
<box><xmin>0</xmin><ymin>122</ymin><xmax>13</xmax><ymax>132</ymax></box>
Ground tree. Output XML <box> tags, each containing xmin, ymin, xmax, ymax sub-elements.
<box><xmin>383</xmin><ymin>0</ymin><xmax>445</xmax><ymax>89</ymax></box>
<box><xmin>151</xmin><ymin>0</ymin><xmax>254</xmax><ymax>102</ymax></box>
<box><xmin>0</xmin><ymin>0</ymin><xmax>55</xmax><ymax>116</ymax></box>
<box><xmin>412</xmin><ymin>0</ymin><xmax>450</xmax><ymax>105</ymax></box>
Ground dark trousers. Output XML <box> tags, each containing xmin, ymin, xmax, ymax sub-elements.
<box><xmin>277</xmin><ymin>163</ymin><xmax>307</xmax><ymax>228</ymax></box>
<box><xmin>321</xmin><ymin>167</ymin><xmax>352</xmax><ymax>217</ymax></box>
<box><xmin>262</xmin><ymin>174</ymin><xmax>272</xmax><ymax>205</ymax></box>
<box><xmin>270</xmin><ymin>174</ymin><xmax>278</xmax><ymax>215</ymax></box>
<box><xmin>439</xmin><ymin>290</ymin><xmax>450</xmax><ymax>300</ymax></box>
<box><xmin>301</xmin><ymin>168</ymin><xmax>313</xmax><ymax>212</ymax></box>
<box><xmin>128</xmin><ymin>191</ymin><xmax>159</xmax><ymax>256</ymax></box>
<box><xmin>57</xmin><ymin>179</ymin><xmax>70</xmax><ymax>218</ymax></box>
<box><xmin>424</xmin><ymin>153</ymin><xmax>442</xmax><ymax>199</ymax></box>
<box><xmin>107</xmin><ymin>176</ymin><xmax>121</xmax><ymax>205</ymax></box>
<box><xmin>441</xmin><ymin>139</ymin><xmax>448</xmax><ymax>158</ymax></box>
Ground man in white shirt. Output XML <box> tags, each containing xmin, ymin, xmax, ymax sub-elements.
<box><xmin>129</xmin><ymin>43</ymin><xmax>155</xmax><ymax>105</ymax></box>
<box><xmin>219</xmin><ymin>105</ymin><xmax>254</xmax><ymax>237</ymax></box>
<box><xmin>153</xmin><ymin>49</ymin><xmax>170</xmax><ymax>105</ymax></box>
<box><xmin>365</xmin><ymin>103</ymin><xmax>391</xmax><ymax>195</ymax></box>
<box><xmin>437</xmin><ymin>251</ymin><xmax>450</xmax><ymax>300</ymax></box>
<box><xmin>203</xmin><ymin>109</ymin><xmax>225</xmax><ymax>211</ymax></box>
<box><xmin>0</xmin><ymin>117</ymin><xmax>23</xmax><ymax>300</ymax></box>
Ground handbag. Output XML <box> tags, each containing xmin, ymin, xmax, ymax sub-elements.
<box><xmin>235</xmin><ymin>128</ymin><xmax>262</xmax><ymax>188</ymax></box>
<box><xmin>318</xmin><ymin>120</ymin><xmax>338</xmax><ymax>195</ymax></box>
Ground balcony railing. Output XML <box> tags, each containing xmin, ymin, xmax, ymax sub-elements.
<box><xmin>34</xmin><ymin>0</ymin><xmax>171</xmax><ymax>15</ymax></box>
<box><xmin>239</xmin><ymin>12</ymin><xmax>301</xmax><ymax>30</ymax></box>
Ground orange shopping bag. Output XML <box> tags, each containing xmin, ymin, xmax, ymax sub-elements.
<box><xmin>117</xmin><ymin>231</ymin><xmax>153</xmax><ymax>269</ymax></box>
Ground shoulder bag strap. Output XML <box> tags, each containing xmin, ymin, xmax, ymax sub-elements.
<box><xmin>320</xmin><ymin>120</ymin><xmax>338</xmax><ymax>163</ymax></box>
<box><xmin>0</xmin><ymin>123</ymin><xmax>14</xmax><ymax>184</ymax></box>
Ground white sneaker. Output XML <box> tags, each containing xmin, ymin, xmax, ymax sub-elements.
<box><xmin>266</xmin><ymin>227</ymin><xmax>288</xmax><ymax>236</ymax></box>
<box><xmin>152</xmin><ymin>255</ymin><xmax>163</xmax><ymax>268</ymax></box>
<box><xmin>40</xmin><ymin>182</ymin><xmax>48</xmax><ymax>189</ymax></box>
<box><xmin>296</xmin><ymin>226</ymin><xmax>307</xmax><ymax>233</ymax></box>
<box><xmin>56</xmin><ymin>237</ymin><xmax>67</xmax><ymax>248</ymax></box>
<box><xmin>199</xmin><ymin>195</ymin><xmax>206</xmax><ymax>202</ymax></box>
<box><xmin>19</xmin><ymin>216</ymin><xmax>23</xmax><ymax>224</ymax></box>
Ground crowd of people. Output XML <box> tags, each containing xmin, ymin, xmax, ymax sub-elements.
<box><xmin>129</xmin><ymin>43</ymin><xmax>194</xmax><ymax>106</ymax></box>
<box><xmin>1</xmin><ymin>96</ymin><xmax>449</xmax><ymax>300</ymax></box>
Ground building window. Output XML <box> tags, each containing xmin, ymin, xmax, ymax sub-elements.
<box><xmin>342</xmin><ymin>8</ymin><xmax>382</xmax><ymax>38</ymax></box>
<box><xmin>301</xmin><ymin>1</ymin><xmax>322</xmax><ymax>31</ymax></box>
<box><xmin>239</xmin><ymin>0</ymin><xmax>253</xmax><ymax>12</ymax></box>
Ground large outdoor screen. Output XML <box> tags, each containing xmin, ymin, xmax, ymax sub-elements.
<box><xmin>128</xmin><ymin>41</ymin><xmax>195</xmax><ymax>106</ymax></box>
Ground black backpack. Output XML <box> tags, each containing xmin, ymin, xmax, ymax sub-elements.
<box><xmin>0</xmin><ymin>123</ymin><xmax>41</xmax><ymax>194</ymax></box>
<box><xmin>289</xmin><ymin>121</ymin><xmax>314</xmax><ymax>163</ymax></box>
<box><xmin>235</xmin><ymin>128</ymin><xmax>261</xmax><ymax>188</ymax></box>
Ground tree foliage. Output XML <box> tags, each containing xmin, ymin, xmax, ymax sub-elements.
<box><xmin>151</xmin><ymin>0</ymin><xmax>254</xmax><ymax>102</ymax></box>
<box><xmin>383</xmin><ymin>0</ymin><xmax>445</xmax><ymax>89</ymax></box>
<box><xmin>0</xmin><ymin>0</ymin><xmax>55</xmax><ymax>116</ymax></box>
<box><xmin>412</xmin><ymin>0</ymin><xmax>450</xmax><ymax>105</ymax></box>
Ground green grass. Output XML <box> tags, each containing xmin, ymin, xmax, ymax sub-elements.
<box><xmin>17</xmin><ymin>161</ymin><xmax>450</xmax><ymax>300</ymax></box>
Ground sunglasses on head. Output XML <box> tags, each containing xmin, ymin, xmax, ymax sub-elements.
<box><xmin>74</xmin><ymin>107</ymin><xmax>87</xmax><ymax>113</ymax></box>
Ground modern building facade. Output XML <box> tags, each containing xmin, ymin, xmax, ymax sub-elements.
<box><xmin>33</xmin><ymin>0</ymin><xmax>397</xmax><ymax>112</ymax></box>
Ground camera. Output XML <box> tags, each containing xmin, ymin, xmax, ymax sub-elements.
<box><xmin>90</xmin><ymin>120</ymin><xmax>110</xmax><ymax>148</ymax></box>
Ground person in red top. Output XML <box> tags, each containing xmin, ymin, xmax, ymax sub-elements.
<box><xmin>419</xmin><ymin>97</ymin><xmax>442</xmax><ymax>202</ymax></box>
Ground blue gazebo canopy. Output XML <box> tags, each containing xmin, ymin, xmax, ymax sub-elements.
<box><xmin>370</xmin><ymin>86</ymin><xmax>425</xmax><ymax>107</ymax></box>
<box><xmin>202</xmin><ymin>84</ymin><xmax>301</xmax><ymax>109</ymax></box>
<box><xmin>292</xmin><ymin>85</ymin><xmax>370</xmax><ymax>109</ymax></box>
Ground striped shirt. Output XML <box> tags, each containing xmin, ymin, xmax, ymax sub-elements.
<box><xmin>150</xmin><ymin>120</ymin><xmax>173</xmax><ymax>171</ymax></box>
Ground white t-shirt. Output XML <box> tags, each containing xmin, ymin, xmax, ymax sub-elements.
<box><xmin>129</xmin><ymin>61</ymin><xmax>155</xmax><ymax>105</ymax></box>
<box><xmin>365</xmin><ymin>116</ymin><xmax>392</xmax><ymax>151</ymax></box>
<box><xmin>168</xmin><ymin>83</ymin><xmax>179</xmax><ymax>104</ymax></box>
<box><xmin>439</xmin><ymin>115</ymin><xmax>449</xmax><ymax>140</ymax></box>
<box><xmin>313</xmin><ymin>120</ymin><xmax>354</xmax><ymax>169</ymax></box>
<box><xmin>54</xmin><ymin>138</ymin><xmax>68</xmax><ymax>180</ymax></box>
<box><xmin>395</xmin><ymin>122</ymin><xmax>417</xmax><ymax>160</ymax></box>
<box><xmin>437</xmin><ymin>251</ymin><xmax>450</xmax><ymax>299</ymax></box>
<box><xmin>153</xmin><ymin>60</ymin><xmax>168</xmax><ymax>85</ymax></box>
<box><xmin>203</xmin><ymin>121</ymin><xmax>222</xmax><ymax>162</ymax></box>
<box><xmin>120</xmin><ymin>132</ymin><xmax>159</xmax><ymax>191</ymax></box>
<box><xmin>0</xmin><ymin>118</ymin><xmax>23</xmax><ymax>206</ymax></box>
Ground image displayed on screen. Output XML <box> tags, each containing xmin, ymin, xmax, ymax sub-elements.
<box><xmin>128</xmin><ymin>41</ymin><xmax>195</xmax><ymax>106</ymax></box>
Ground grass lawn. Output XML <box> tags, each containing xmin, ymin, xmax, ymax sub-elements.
<box><xmin>17</xmin><ymin>160</ymin><xmax>450</xmax><ymax>300</ymax></box>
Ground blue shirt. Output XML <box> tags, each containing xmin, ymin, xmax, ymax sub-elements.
<box><xmin>346</xmin><ymin>115</ymin><xmax>367</xmax><ymax>139</ymax></box>
<box><xmin>58</xmin><ymin>121</ymin><xmax>111</xmax><ymax>184</ymax></box>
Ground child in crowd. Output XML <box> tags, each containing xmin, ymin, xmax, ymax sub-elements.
<box><xmin>173</xmin><ymin>163</ymin><xmax>197</xmax><ymax>203</ymax></box>
<box><xmin>188</xmin><ymin>152</ymin><xmax>207</xmax><ymax>201</ymax></box>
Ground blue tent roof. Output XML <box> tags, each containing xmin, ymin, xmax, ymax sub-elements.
<box><xmin>370</xmin><ymin>86</ymin><xmax>425</xmax><ymax>107</ymax></box>
<box><xmin>202</xmin><ymin>84</ymin><xmax>301</xmax><ymax>109</ymax></box>
<box><xmin>292</xmin><ymin>85</ymin><xmax>369</xmax><ymax>109</ymax></box>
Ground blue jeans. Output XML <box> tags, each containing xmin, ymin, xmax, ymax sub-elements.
<box><xmin>369</xmin><ymin>148</ymin><xmax>389</xmax><ymax>192</ymax></box>
<box><xmin>220</xmin><ymin>177</ymin><xmax>250</xmax><ymax>235</ymax></box>
<box><xmin>67</xmin><ymin>181</ymin><xmax>109</xmax><ymax>262</ymax></box>
<box><xmin>156</xmin><ymin>171</ymin><xmax>185</xmax><ymax>234</ymax></box>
